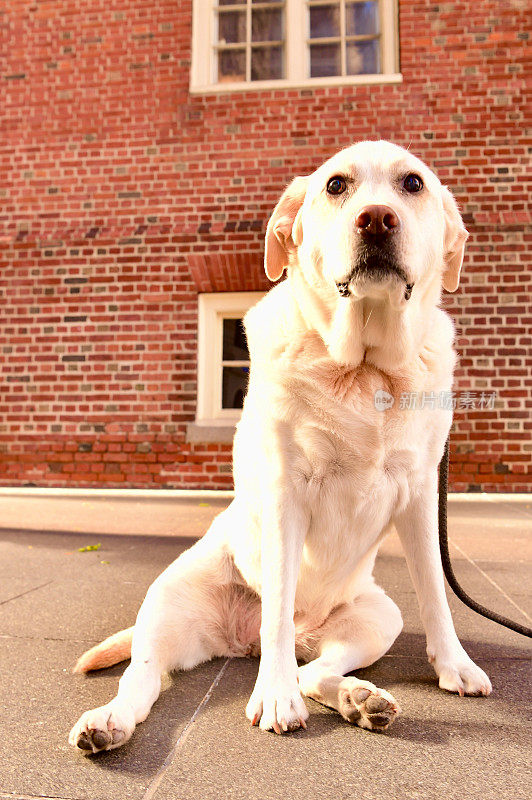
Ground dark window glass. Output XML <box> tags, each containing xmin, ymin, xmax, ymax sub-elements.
<box><xmin>222</xmin><ymin>366</ymin><xmax>249</xmax><ymax>409</ymax></box>
<box><xmin>310</xmin><ymin>42</ymin><xmax>341</xmax><ymax>77</ymax></box>
<box><xmin>252</xmin><ymin>7</ymin><xmax>283</xmax><ymax>41</ymax></box>
<box><xmin>309</xmin><ymin>5</ymin><xmax>340</xmax><ymax>38</ymax></box>
<box><xmin>218</xmin><ymin>49</ymin><xmax>246</xmax><ymax>82</ymax></box>
<box><xmin>222</xmin><ymin>318</ymin><xmax>249</xmax><ymax>361</ymax></box>
<box><xmin>251</xmin><ymin>46</ymin><xmax>283</xmax><ymax>80</ymax></box>
<box><xmin>346</xmin><ymin>39</ymin><xmax>380</xmax><ymax>75</ymax></box>
<box><xmin>218</xmin><ymin>10</ymin><xmax>247</xmax><ymax>44</ymax></box>
<box><xmin>345</xmin><ymin>1</ymin><xmax>379</xmax><ymax>36</ymax></box>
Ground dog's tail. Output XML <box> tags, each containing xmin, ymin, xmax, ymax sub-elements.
<box><xmin>73</xmin><ymin>627</ymin><xmax>134</xmax><ymax>673</ymax></box>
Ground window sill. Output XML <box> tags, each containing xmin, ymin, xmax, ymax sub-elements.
<box><xmin>189</xmin><ymin>73</ymin><xmax>402</xmax><ymax>96</ymax></box>
<box><xmin>186</xmin><ymin>422</ymin><xmax>236</xmax><ymax>444</ymax></box>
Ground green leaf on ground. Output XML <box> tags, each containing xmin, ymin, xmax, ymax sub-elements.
<box><xmin>78</xmin><ymin>543</ymin><xmax>102</xmax><ymax>552</ymax></box>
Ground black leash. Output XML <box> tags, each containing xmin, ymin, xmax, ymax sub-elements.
<box><xmin>438</xmin><ymin>436</ymin><xmax>532</xmax><ymax>638</ymax></box>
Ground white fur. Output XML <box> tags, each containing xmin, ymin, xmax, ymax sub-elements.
<box><xmin>69</xmin><ymin>141</ymin><xmax>490</xmax><ymax>754</ymax></box>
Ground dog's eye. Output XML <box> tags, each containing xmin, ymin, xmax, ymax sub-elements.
<box><xmin>327</xmin><ymin>176</ymin><xmax>347</xmax><ymax>196</ymax></box>
<box><xmin>403</xmin><ymin>173</ymin><xmax>424</xmax><ymax>193</ymax></box>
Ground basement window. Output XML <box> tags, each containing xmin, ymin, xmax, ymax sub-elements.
<box><xmin>191</xmin><ymin>292</ymin><xmax>265</xmax><ymax>440</ymax></box>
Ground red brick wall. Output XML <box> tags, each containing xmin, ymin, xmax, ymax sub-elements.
<box><xmin>0</xmin><ymin>0</ymin><xmax>530</xmax><ymax>490</ymax></box>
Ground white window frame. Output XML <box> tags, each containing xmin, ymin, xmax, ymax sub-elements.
<box><xmin>196</xmin><ymin>291</ymin><xmax>265</xmax><ymax>425</ymax></box>
<box><xmin>190</xmin><ymin>0</ymin><xmax>401</xmax><ymax>94</ymax></box>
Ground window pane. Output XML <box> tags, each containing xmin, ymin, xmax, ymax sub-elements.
<box><xmin>309</xmin><ymin>4</ymin><xmax>340</xmax><ymax>39</ymax></box>
<box><xmin>346</xmin><ymin>1</ymin><xmax>379</xmax><ymax>36</ymax></box>
<box><xmin>222</xmin><ymin>318</ymin><xmax>249</xmax><ymax>361</ymax></box>
<box><xmin>310</xmin><ymin>42</ymin><xmax>341</xmax><ymax>77</ymax></box>
<box><xmin>251</xmin><ymin>45</ymin><xmax>283</xmax><ymax>80</ymax></box>
<box><xmin>217</xmin><ymin>0</ymin><xmax>244</xmax><ymax>6</ymax></box>
<box><xmin>222</xmin><ymin>366</ymin><xmax>249</xmax><ymax>409</ymax></box>
<box><xmin>252</xmin><ymin>8</ymin><xmax>283</xmax><ymax>42</ymax></box>
<box><xmin>346</xmin><ymin>39</ymin><xmax>380</xmax><ymax>74</ymax></box>
<box><xmin>218</xmin><ymin>49</ymin><xmax>246</xmax><ymax>82</ymax></box>
<box><xmin>218</xmin><ymin>10</ymin><xmax>246</xmax><ymax>44</ymax></box>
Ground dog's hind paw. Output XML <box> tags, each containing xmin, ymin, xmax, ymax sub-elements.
<box><xmin>69</xmin><ymin>702</ymin><xmax>135</xmax><ymax>754</ymax></box>
<box><xmin>338</xmin><ymin>678</ymin><xmax>400</xmax><ymax>731</ymax></box>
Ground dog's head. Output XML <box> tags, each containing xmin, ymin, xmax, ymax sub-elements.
<box><xmin>265</xmin><ymin>141</ymin><xmax>468</xmax><ymax>302</ymax></box>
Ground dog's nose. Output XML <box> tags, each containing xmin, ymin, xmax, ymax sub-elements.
<box><xmin>355</xmin><ymin>205</ymin><xmax>400</xmax><ymax>240</ymax></box>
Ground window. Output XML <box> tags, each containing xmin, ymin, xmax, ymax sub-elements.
<box><xmin>308</xmin><ymin>0</ymin><xmax>382</xmax><ymax>77</ymax></box>
<box><xmin>191</xmin><ymin>0</ymin><xmax>400</xmax><ymax>93</ymax></box>
<box><xmin>195</xmin><ymin>292</ymin><xmax>265</xmax><ymax>426</ymax></box>
<box><xmin>215</xmin><ymin>0</ymin><xmax>285</xmax><ymax>83</ymax></box>
<box><xmin>221</xmin><ymin>318</ymin><xmax>250</xmax><ymax>411</ymax></box>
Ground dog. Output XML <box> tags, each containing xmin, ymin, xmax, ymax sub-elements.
<box><xmin>69</xmin><ymin>140</ymin><xmax>491</xmax><ymax>754</ymax></box>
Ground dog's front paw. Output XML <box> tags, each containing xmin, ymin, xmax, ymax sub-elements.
<box><xmin>68</xmin><ymin>701</ymin><xmax>136</xmax><ymax>754</ymax></box>
<box><xmin>246</xmin><ymin>675</ymin><xmax>309</xmax><ymax>734</ymax></box>
<box><xmin>430</xmin><ymin>650</ymin><xmax>492</xmax><ymax>697</ymax></box>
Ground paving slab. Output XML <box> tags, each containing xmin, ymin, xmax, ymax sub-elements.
<box><xmin>0</xmin><ymin>495</ymin><xmax>530</xmax><ymax>800</ymax></box>
<box><xmin>148</xmin><ymin>548</ymin><xmax>531</xmax><ymax>800</ymax></box>
<box><xmin>0</xmin><ymin>636</ymin><xmax>226</xmax><ymax>800</ymax></box>
<box><xmin>0</xmin><ymin>531</ymin><xmax>188</xmax><ymax>643</ymax></box>
<box><xmin>379</xmin><ymin>500</ymin><xmax>531</xmax><ymax>562</ymax></box>
<box><xmin>0</xmin><ymin>493</ymin><xmax>230</xmax><ymax>537</ymax></box>
<box><xmin>151</xmin><ymin>655</ymin><xmax>531</xmax><ymax>800</ymax></box>
<box><xmin>373</xmin><ymin>554</ymin><xmax>532</xmax><ymax>654</ymax></box>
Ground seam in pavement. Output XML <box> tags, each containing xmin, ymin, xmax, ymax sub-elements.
<box><xmin>142</xmin><ymin>657</ymin><xmax>231</xmax><ymax>800</ymax></box>
<box><xmin>500</xmin><ymin>501</ymin><xmax>532</xmax><ymax>521</ymax></box>
<box><xmin>450</xmin><ymin>538</ymin><xmax>532</xmax><ymax>623</ymax></box>
<box><xmin>0</xmin><ymin>633</ymin><xmax>98</xmax><ymax>645</ymax></box>
<box><xmin>0</xmin><ymin>793</ymin><xmax>78</xmax><ymax>800</ymax></box>
<box><xmin>0</xmin><ymin>580</ymin><xmax>54</xmax><ymax>607</ymax></box>
<box><xmin>380</xmin><ymin>652</ymin><xmax>530</xmax><ymax>661</ymax></box>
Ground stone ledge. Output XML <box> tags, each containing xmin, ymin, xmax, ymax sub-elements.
<box><xmin>185</xmin><ymin>423</ymin><xmax>236</xmax><ymax>444</ymax></box>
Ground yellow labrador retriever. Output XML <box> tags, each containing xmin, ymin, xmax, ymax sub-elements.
<box><xmin>69</xmin><ymin>140</ymin><xmax>491</xmax><ymax>753</ymax></box>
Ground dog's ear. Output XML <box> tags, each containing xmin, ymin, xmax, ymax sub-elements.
<box><xmin>441</xmin><ymin>185</ymin><xmax>469</xmax><ymax>292</ymax></box>
<box><xmin>264</xmin><ymin>176</ymin><xmax>308</xmax><ymax>282</ymax></box>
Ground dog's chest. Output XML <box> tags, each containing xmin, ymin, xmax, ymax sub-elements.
<box><xmin>290</xmin><ymin>361</ymin><xmax>417</xmax><ymax>467</ymax></box>
<box><xmin>291</xmin><ymin>420</ymin><xmax>420</xmax><ymax>613</ymax></box>
<box><xmin>290</xmin><ymin>363</ymin><xmax>433</xmax><ymax>545</ymax></box>
<box><xmin>312</xmin><ymin>361</ymin><xmax>410</xmax><ymax>409</ymax></box>
<box><xmin>296</xmin><ymin>419</ymin><xmax>418</xmax><ymax>520</ymax></box>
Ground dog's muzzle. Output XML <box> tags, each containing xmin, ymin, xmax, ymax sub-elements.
<box><xmin>335</xmin><ymin>278</ymin><xmax>414</xmax><ymax>300</ymax></box>
<box><xmin>336</xmin><ymin>247</ymin><xmax>414</xmax><ymax>301</ymax></box>
<box><xmin>335</xmin><ymin>206</ymin><xmax>413</xmax><ymax>300</ymax></box>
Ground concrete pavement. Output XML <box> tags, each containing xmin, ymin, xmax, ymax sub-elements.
<box><xmin>0</xmin><ymin>491</ymin><xmax>530</xmax><ymax>800</ymax></box>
